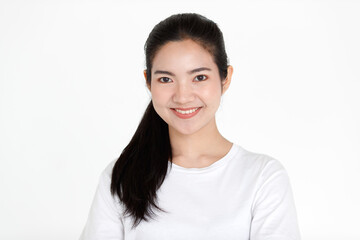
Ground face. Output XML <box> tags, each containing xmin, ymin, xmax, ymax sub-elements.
<box><xmin>146</xmin><ymin>39</ymin><xmax>232</xmax><ymax>136</ymax></box>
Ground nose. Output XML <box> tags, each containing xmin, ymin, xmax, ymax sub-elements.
<box><xmin>172</xmin><ymin>81</ymin><xmax>195</xmax><ymax>104</ymax></box>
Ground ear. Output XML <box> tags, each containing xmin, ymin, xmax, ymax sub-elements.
<box><xmin>144</xmin><ymin>70</ymin><xmax>151</xmax><ymax>91</ymax></box>
<box><xmin>221</xmin><ymin>65</ymin><xmax>233</xmax><ymax>95</ymax></box>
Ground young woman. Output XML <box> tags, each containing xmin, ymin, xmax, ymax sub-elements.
<box><xmin>80</xmin><ymin>13</ymin><xmax>301</xmax><ymax>240</ymax></box>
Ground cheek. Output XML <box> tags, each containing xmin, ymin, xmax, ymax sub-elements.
<box><xmin>201</xmin><ymin>83</ymin><xmax>222</xmax><ymax>105</ymax></box>
<box><xmin>151</xmin><ymin>87</ymin><xmax>171</xmax><ymax>107</ymax></box>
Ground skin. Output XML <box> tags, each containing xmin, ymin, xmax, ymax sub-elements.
<box><xmin>144</xmin><ymin>39</ymin><xmax>234</xmax><ymax>168</ymax></box>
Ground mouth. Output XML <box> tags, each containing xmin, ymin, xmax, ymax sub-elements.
<box><xmin>174</xmin><ymin>107</ymin><xmax>200</xmax><ymax>114</ymax></box>
<box><xmin>170</xmin><ymin>107</ymin><xmax>202</xmax><ymax>119</ymax></box>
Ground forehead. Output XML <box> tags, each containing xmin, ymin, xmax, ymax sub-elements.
<box><xmin>151</xmin><ymin>39</ymin><xmax>217</xmax><ymax>72</ymax></box>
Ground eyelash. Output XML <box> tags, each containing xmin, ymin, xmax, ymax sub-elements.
<box><xmin>159</xmin><ymin>77</ymin><xmax>172</xmax><ymax>83</ymax></box>
<box><xmin>194</xmin><ymin>75</ymin><xmax>208</xmax><ymax>81</ymax></box>
<box><xmin>158</xmin><ymin>75</ymin><xmax>208</xmax><ymax>83</ymax></box>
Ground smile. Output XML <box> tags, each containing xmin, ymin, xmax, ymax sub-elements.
<box><xmin>171</xmin><ymin>107</ymin><xmax>202</xmax><ymax>119</ymax></box>
<box><xmin>175</xmin><ymin>107</ymin><xmax>199</xmax><ymax>114</ymax></box>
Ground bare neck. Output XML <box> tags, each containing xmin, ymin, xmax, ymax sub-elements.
<box><xmin>169</xmin><ymin>119</ymin><xmax>232</xmax><ymax>168</ymax></box>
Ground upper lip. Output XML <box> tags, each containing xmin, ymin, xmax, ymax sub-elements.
<box><xmin>171</xmin><ymin>107</ymin><xmax>201</xmax><ymax>110</ymax></box>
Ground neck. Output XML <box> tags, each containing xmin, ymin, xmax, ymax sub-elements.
<box><xmin>169</xmin><ymin>118</ymin><xmax>232</xmax><ymax>168</ymax></box>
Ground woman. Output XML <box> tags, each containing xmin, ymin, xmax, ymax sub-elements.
<box><xmin>80</xmin><ymin>13</ymin><xmax>301</xmax><ymax>240</ymax></box>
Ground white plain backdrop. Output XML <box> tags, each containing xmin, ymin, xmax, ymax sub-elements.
<box><xmin>0</xmin><ymin>0</ymin><xmax>359</xmax><ymax>239</ymax></box>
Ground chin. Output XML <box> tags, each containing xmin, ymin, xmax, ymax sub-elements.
<box><xmin>169</xmin><ymin>124</ymin><xmax>204</xmax><ymax>136</ymax></box>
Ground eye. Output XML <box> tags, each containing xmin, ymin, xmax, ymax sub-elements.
<box><xmin>159</xmin><ymin>77</ymin><xmax>172</xmax><ymax>83</ymax></box>
<box><xmin>194</xmin><ymin>75</ymin><xmax>207</xmax><ymax>82</ymax></box>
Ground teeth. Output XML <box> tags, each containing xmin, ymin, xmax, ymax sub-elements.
<box><xmin>175</xmin><ymin>107</ymin><xmax>199</xmax><ymax>114</ymax></box>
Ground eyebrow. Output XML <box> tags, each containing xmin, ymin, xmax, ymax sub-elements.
<box><xmin>153</xmin><ymin>67</ymin><xmax>212</xmax><ymax>76</ymax></box>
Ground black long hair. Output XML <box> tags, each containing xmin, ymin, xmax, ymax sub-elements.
<box><xmin>111</xmin><ymin>13</ymin><xmax>229</xmax><ymax>228</ymax></box>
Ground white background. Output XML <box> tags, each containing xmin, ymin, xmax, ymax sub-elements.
<box><xmin>1</xmin><ymin>0</ymin><xmax>359</xmax><ymax>239</ymax></box>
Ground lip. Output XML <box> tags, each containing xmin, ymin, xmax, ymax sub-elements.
<box><xmin>173</xmin><ymin>107</ymin><xmax>199</xmax><ymax>111</ymax></box>
<box><xmin>171</xmin><ymin>107</ymin><xmax>202</xmax><ymax>119</ymax></box>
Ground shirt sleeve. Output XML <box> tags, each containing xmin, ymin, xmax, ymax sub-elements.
<box><xmin>250</xmin><ymin>158</ymin><xmax>301</xmax><ymax>240</ymax></box>
<box><xmin>79</xmin><ymin>164</ymin><xmax>124</xmax><ymax>240</ymax></box>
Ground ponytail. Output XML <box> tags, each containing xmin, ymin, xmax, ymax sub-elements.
<box><xmin>111</xmin><ymin>101</ymin><xmax>172</xmax><ymax>228</ymax></box>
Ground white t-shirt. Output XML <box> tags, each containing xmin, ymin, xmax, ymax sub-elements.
<box><xmin>80</xmin><ymin>144</ymin><xmax>301</xmax><ymax>240</ymax></box>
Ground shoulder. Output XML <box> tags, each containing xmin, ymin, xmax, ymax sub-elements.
<box><xmin>235</xmin><ymin>146</ymin><xmax>301</xmax><ymax>239</ymax></box>
<box><xmin>101</xmin><ymin>159</ymin><xmax>117</xmax><ymax>180</ymax></box>
<box><xmin>95</xmin><ymin>159</ymin><xmax>125</xmax><ymax>212</ymax></box>
<box><xmin>95</xmin><ymin>159</ymin><xmax>117</xmax><ymax>198</ymax></box>
<box><xmin>232</xmin><ymin>144</ymin><xmax>288</xmax><ymax>181</ymax></box>
<box><xmin>234</xmin><ymin>144</ymin><xmax>285</xmax><ymax>170</ymax></box>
